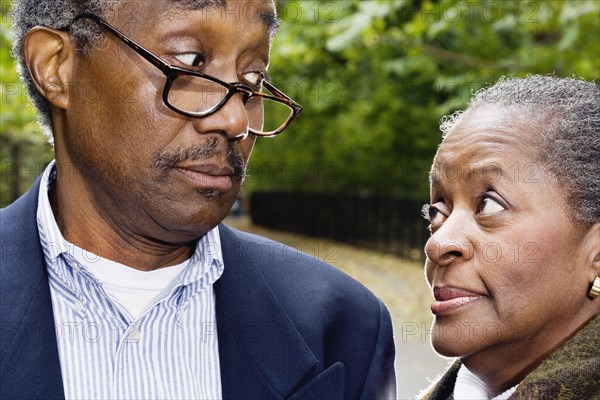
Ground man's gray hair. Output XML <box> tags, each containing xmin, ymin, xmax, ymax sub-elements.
<box><xmin>11</xmin><ymin>0</ymin><xmax>123</xmax><ymax>134</ymax></box>
<box><xmin>440</xmin><ymin>75</ymin><xmax>600</xmax><ymax>225</ymax></box>
<box><xmin>11</xmin><ymin>0</ymin><xmax>230</xmax><ymax>135</ymax></box>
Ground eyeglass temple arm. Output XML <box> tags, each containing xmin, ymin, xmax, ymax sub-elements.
<box><xmin>72</xmin><ymin>13</ymin><xmax>171</xmax><ymax>74</ymax></box>
<box><xmin>72</xmin><ymin>13</ymin><xmax>303</xmax><ymax>119</ymax></box>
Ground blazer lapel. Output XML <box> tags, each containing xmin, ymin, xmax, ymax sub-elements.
<box><xmin>0</xmin><ymin>178</ymin><xmax>64</xmax><ymax>399</ymax></box>
<box><xmin>216</xmin><ymin>225</ymin><xmax>319</xmax><ymax>399</ymax></box>
<box><xmin>1</xmin><ymin>181</ymin><xmax>334</xmax><ymax>400</ymax></box>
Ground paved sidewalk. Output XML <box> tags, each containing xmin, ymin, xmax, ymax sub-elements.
<box><xmin>224</xmin><ymin>216</ymin><xmax>450</xmax><ymax>399</ymax></box>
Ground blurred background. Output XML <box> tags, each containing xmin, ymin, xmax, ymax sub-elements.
<box><xmin>1</xmin><ymin>0</ymin><xmax>599</xmax><ymax>398</ymax></box>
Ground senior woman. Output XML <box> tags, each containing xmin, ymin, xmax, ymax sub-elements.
<box><xmin>421</xmin><ymin>75</ymin><xmax>599</xmax><ymax>399</ymax></box>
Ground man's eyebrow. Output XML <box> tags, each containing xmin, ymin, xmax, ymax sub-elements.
<box><xmin>260</xmin><ymin>11</ymin><xmax>281</xmax><ymax>38</ymax></box>
<box><xmin>170</xmin><ymin>0</ymin><xmax>226</xmax><ymax>10</ymax></box>
<box><xmin>170</xmin><ymin>0</ymin><xmax>280</xmax><ymax>37</ymax></box>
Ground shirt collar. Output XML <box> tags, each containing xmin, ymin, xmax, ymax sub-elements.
<box><xmin>37</xmin><ymin>160</ymin><xmax>68</xmax><ymax>263</ymax></box>
<box><xmin>180</xmin><ymin>227</ymin><xmax>224</xmax><ymax>285</ymax></box>
<box><xmin>454</xmin><ymin>365</ymin><xmax>519</xmax><ymax>400</ymax></box>
<box><xmin>37</xmin><ymin>160</ymin><xmax>225</xmax><ymax>288</ymax></box>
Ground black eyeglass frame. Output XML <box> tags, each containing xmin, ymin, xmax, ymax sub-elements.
<box><xmin>69</xmin><ymin>13</ymin><xmax>303</xmax><ymax>137</ymax></box>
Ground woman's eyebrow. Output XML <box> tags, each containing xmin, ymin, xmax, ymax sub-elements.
<box><xmin>429</xmin><ymin>161</ymin><xmax>510</xmax><ymax>185</ymax></box>
<box><xmin>464</xmin><ymin>164</ymin><xmax>508</xmax><ymax>182</ymax></box>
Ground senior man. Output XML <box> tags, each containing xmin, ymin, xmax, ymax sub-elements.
<box><xmin>1</xmin><ymin>0</ymin><xmax>395</xmax><ymax>399</ymax></box>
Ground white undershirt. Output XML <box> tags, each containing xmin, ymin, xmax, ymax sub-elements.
<box><xmin>454</xmin><ymin>365</ymin><xmax>519</xmax><ymax>400</ymax></box>
<box><xmin>72</xmin><ymin>244</ymin><xmax>190</xmax><ymax>319</ymax></box>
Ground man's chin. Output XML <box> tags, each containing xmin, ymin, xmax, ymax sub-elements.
<box><xmin>142</xmin><ymin>179</ymin><xmax>240</xmax><ymax>240</ymax></box>
<box><xmin>198</xmin><ymin>188</ymin><xmax>225</xmax><ymax>199</ymax></box>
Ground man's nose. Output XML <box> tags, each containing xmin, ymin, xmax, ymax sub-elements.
<box><xmin>424</xmin><ymin>211</ymin><xmax>474</xmax><ymax>268</ymax></box>
<box><xmin>193</xmin><ymin>80</ymin><xmax>250</xmax><ymax>141</ymax></box>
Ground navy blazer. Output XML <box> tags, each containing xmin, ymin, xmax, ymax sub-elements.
<box><xmin>0</xmin><ymin>179</ymin><xmax>396</xmax><ymax>399</ymax></box>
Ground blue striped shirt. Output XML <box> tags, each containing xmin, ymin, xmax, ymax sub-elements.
<box><xmin>36</xmin><ymin>161</ymin><xmax>223</xmax><ymax>399</ymax></box>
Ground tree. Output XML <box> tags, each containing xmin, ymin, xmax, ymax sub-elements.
<box><xmin>1</xmin><ymin>0</ymin><xmax>599</xmax><ymax>206</ymax></box>
<box><xmin>248</xmin><ymin>0</ymin><xmax>599</xmax><ymax>197</ymax></box>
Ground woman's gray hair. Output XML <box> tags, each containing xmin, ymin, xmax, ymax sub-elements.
<box><xmin>440</xmin><ymin>75</ymin><xmax>600</xmax><ymax>225</ymax></box>
<box><xmin>11</xmin><ymin>0</ymin><xmax>121</xmax><ymax>135</ymax></box>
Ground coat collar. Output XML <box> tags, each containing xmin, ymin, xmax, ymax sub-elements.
<box><xmin>422</xmin><ymin>316</ymin><xmax>600</xmax><ymax>399</ymax></box>
<box><xmin>216</xmin><ymin>224</ymin><xmax>319</xmax><ymax>399</ymax></box>
<box><xmin>0</xmin><ymin>177</ymin><xmax>65</xmax><ymax>399</ymax></box>
<box><xmin>514</xmin><ymin>315</ymin><xmax>600</xmax><ymax>398</ymax></box>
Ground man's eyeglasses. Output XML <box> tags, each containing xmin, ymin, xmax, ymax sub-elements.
<box><xmin>69</xmin><ymin>13</ymin><xmax>302</xmax><ymax>138</ymax></box>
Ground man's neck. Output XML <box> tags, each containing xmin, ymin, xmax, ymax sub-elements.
<box><xmin>49</xmin><ymin>176</ymin><xmax>196</xmax><ymax>271</ymax></box>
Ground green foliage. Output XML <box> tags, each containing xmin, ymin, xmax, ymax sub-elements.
<box><xmin>250</xmin><ymin>0</ymin><xmax>600</xmax><ymax>197</ymax></box>
<box><xmin>1</xmin><ymin>1</ymin><xmax>599</xmax><ymax>205</ymax></box>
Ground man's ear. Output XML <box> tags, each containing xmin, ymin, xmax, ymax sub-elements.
<box><xmin>23</xmin><ymin>27</ymin><xmax>74</xmax><ymax>110</ymax></box>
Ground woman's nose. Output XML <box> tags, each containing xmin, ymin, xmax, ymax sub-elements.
<box><xmin>424</xmin><ymin>211</ymin><xmax>474</xmax><ymax>268</ymax></box>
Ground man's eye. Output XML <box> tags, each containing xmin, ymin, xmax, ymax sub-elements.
<box><xmin>479</xmin><ymin>196</ymin><xmax>505</xmax><ymax>215</ymax></box>
<box><xmin>174</xmin><ymin>53</ymin><xmax>205</xmax><ymax>68</ymax></box>
<box><xmin>243</xmin><ymin>71</ymin><xmax>265</xmax><ymax>88</ymax></box>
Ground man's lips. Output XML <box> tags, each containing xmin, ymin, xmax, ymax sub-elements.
<box><xmin>175</xmin><ymin>163</ymin><xmax>235</xmax><ymax>191</ymax></box>
<box><xmin>431</xmin><ymin>287</ymin><xmax>485</xmax><ymax>315</ymax></box>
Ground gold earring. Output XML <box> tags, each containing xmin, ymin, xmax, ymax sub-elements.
<box><xmin>589</xmin><ymin>277</ymin><xmax>600</xmax><ymax>298</ymax></box>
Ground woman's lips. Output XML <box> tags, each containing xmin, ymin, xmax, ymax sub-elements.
<box><xmin>431</xmin><ymin>287</ymin><xmax>485</xmax><ymax>315</ymax></box>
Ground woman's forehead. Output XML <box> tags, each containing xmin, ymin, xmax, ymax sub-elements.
<box><xmin>437</xmin><ymin>106</ymin><xmax>540</xmax><ymax>159</ymax></box>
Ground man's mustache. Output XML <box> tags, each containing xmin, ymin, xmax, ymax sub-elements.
<box><xmin>153</xmin><ymin>137</ymin><xmax>247</xmax><ymax>184</ymax></box>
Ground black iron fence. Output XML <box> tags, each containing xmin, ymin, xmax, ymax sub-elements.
<box><xmin>250</xmin><ymin>191</ymin><xmax>430</xmax><ymax>261</ymax></box>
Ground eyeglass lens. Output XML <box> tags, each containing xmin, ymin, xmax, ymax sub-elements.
<box><xmin>167</xmin><ymin>75</ymin><xmax>294</xmax><ymax>135</ymax></box>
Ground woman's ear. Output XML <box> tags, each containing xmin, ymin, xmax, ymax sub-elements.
<box><xmin>23</xmin><ymin>27</ymin><xmax>74</xmax><ymax>110</ymax></box>
<box><xmin>583</xmin><ymin>222</ymin><xmax>600</xmax><ymax>283</ymax></box>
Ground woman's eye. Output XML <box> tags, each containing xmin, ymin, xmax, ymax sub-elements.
<box><xmin>243</xmin><ymin>71</ymin><xmax>266</xmax><ymax>88</ymax></box>
<box><xmin>429</xmin><ymin>207</ymin><xmax>447</xmax><ymax>227</ymax></box>
<box><xmin>174</xmin><ymin>53</ymin><xmax>205</xmax><ymax>68</ymax></box>
<box><xmin>479</xmin><ymin>196</ymin><xmax>505</xmax><ymax>215</ymax></box>
<box><xmin>423</xmin><ymin>202</ymin><xmax>448</xmax><ymax>232</ymax></box>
